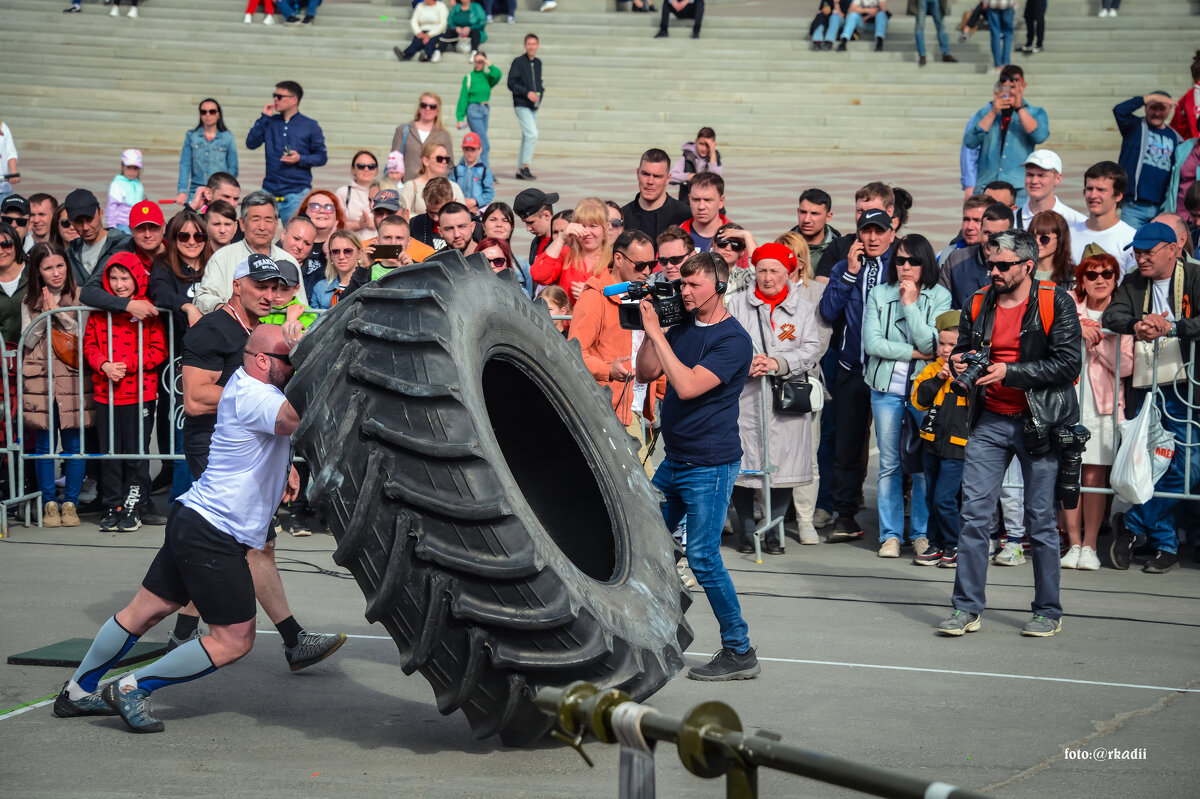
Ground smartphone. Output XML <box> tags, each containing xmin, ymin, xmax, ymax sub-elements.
<box><xmin>372</xmin><ymin>244</ymin><xmax>404</xmax><ymax>260</ymax></box>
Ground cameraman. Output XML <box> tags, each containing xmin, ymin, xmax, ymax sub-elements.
<box><xmin>635</xmin><ymin>252</ymin><xmax>760</xmax><ymax>681</ymax></box>
<box><xmin>937</xmin><ymin>229</ymin><xmax>1082</xmax><ymax>639</ymax></box>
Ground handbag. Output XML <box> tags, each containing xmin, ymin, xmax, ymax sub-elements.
<box><xmin>1133</xmin><ymin>264</ymin><xmax>1188</xmax><ymax>388</ymax></box>
<box><xmin>898</xmin><ymin>364</ymin><xmax>924</xmax><ymax>475</ymax></box>
<box><xmin>50</xmin><ymin>328</ymin><xmax>80</xmax><ymax>370</ymax></box>
<box><xmin>755</xmin><ymin>307</ymin><xmax>821</xmax><ymax>416</ymax></box>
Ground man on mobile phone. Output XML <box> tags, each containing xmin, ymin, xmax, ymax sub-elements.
<box><xmin>245</xmin><ymin>81</ymin><xmax>327</xmax><ymax>224</ymax></box>
<box><xmin>962</xmin><ymin>65</ymin><xmax>1049</xmax><ymax>206</ymax></box>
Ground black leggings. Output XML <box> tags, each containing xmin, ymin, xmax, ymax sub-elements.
<box><xmin>730</xmin><ymin>486</ymin><xmax>792</xmax><ymax>546</ymax></box>
<box><xmin>1023</xmin><ymin>0</ymin><xmax>1045</xmax><ymax>47</ymax></box>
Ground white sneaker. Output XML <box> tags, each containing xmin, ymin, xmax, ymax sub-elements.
<box><xmin>244</xmin><ymin>13</ymin><xmax>253</xmax><ymax>23</ymax></box>
<box><xmin>540</xmin><ymin>0</ymin><xmax>557</xmax><ymax>10</ymax></box>
<box><xmin>507</xmin><ymin>14</ymin><xmax>515</xmax><ymax>23</ymax></box>
<box><xmin>912</xmin><ymin>537</ymin><xmax>930</xmax><ymax>556</ymax></box>
<box><xmin>797</xmin><ymin>525</ymin><xmax>821</xmax><ymax>545</ymax></box>
<box><xmin>263</xmin><ymin>14</ymin><xmax>274</xmax><ymax>25</ymax></box>
<box><xmin>1109</xmin><ymin>9</ymin><xmax>1117</xmax><ymax>17</ymax></box>
<box><xmin>430</xmin><ymin>50</ymin><xmax>441</xmax><ymax>63</ymax></box>
<box><xmin>1077</xmin><ymin>546</ymin><xmax>1101</xmax><ymax>571</ymax></box>
<box><xmin>110</xmin><ymin>5</ymin><xmax>119</xmax><ymax>16</ymax></box>
<box><xmin>127</xmin><ymin>5</ymin><xmax>136</xmax><ymax>17</ymax></box>
<box><xmin>994</xmin><ymin>542</ymin><xmax>1026</xmax><ymax>566</ymax></box>
<box><xmin>1061</xmin><ymin>544</ymin><xmax>1081</xmax><ymax>569</ymax></box>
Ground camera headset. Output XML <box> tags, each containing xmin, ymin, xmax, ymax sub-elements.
<box><xmin>692</xmin><ymin>250</ymin><xmax>728</xmax><ymax>315</ymax></box>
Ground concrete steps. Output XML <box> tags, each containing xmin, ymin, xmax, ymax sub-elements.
<box><xmin>0</xmin><ymin>0</ymin><xmax>1196</xmax><ymax>161</ymax></box>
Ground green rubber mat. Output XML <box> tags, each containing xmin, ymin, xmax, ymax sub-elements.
<box><xmin>7</xmin><ymin>638</ymin><xmax>168</xmax><ymax>668</ymax></box>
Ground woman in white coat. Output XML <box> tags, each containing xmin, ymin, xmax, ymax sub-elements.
<box><xmin>726</xmin><ymin>243</ymin><xmax>821</xmax><ymax>554</ymax></box>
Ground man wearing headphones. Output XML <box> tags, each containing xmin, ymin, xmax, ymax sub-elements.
<box><xmin>635</xmin><ymin>252</ymin><xmax>760</xmax><ymax>681</ymax></box>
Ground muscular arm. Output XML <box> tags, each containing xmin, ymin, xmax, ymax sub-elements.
<box><xmin>275</xmin><ymin>400</ymin><xmax>301</xmax><ymax>436</ymax></box>
<box><xmin>182</xmin><ymin>366</ymin><xmax>223</xmax><ymax>416</ymax></box>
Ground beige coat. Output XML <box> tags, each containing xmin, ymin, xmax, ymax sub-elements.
<box><xmin>20</xmin><ymin>290</ymin><xmax>95</xmax><ymax>431</ymax></box>
<box><xmin>727</xmin><ymin>287</ymin><xmax>821</xmax><ymax>488</ymax></box>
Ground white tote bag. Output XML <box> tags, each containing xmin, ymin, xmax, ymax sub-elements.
<box><xmin>1110</xmin><ymin>394</ymin><xmax>1176</xmax><ymax>505</ymax></box>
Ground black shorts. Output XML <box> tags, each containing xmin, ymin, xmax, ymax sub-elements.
<box><xmin>141</xmin><ymin>504</ymin><xmax>256</xmax><ymax>625</ymax></box>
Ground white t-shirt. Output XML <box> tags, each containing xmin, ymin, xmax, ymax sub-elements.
<box><xmin>181</xmin><ymin>368</ymin><xmax>291</xmax><ymax>549</ymax></box>
<box><xmin>1069</xmin><ymin>218</ymin><xmax>1137</xmax><ymax>276</ymax></box>
<box><xmin>1017</xmin><ymin>196</ymin><xmax>1087</xmax><ymax>229</ymax></box>
<box><xmin>0</xmin><ymin>122</ymin><xmax>17</xmax><ymax>167</ymax></box>
<box><xmin>0</xmin><ymin>268</ymin><xmax>22</xmax><ymax>297</ymax></box>
<box><xmin>1150</xmin><ymin>277</ymin><xmax>1178</xmax><ymax>322</ymax></box>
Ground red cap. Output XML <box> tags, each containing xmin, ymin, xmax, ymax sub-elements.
<box><xmin>462</xmin><ymin>132</ymin><xmax>482</xmax><ymax>149</ymax></box>
<box><xmin>751</xmin><ymin>242</ymin><xmax>798</xmax><ymax>272</ymax></box>
<box><xmin>129</xmin><ymin>200</ymin><xmax>164</xmax><ymax>228</ymax></box>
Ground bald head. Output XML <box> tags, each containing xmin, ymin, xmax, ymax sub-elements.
<box><xmin>1152</xmin><ymin>213</ymin><xmax>1189</xmax><ymax>250</ymax></box>
<box><xmin>243</xmin><ymin>324</ymin><xmax>294</xmax><ymax>388</ymax></box>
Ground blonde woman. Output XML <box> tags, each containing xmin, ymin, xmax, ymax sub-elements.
<box><xmin>400</xmin><ymin>141</ymin><xmax>466</xmax><ymax>217</ymax></box>
<box><xmin>530</xmin><ymin>197</ymin><xmax>613</xmax><ymax>304</ymax></box>
<box><xmin>391</xmin><ymin>92</ymin><xmax>454</xmax><ymax>179</ymax></box>
<box><xmin>310</xmin><ymin>230</ymin><xmax>366</xmax><ymax>309</ymax></box>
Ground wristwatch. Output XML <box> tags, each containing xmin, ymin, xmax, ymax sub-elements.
<box><xmin>1167</xmin><ymin>322</ymin><xmax>1178</xmax><ymax>338</ymax></box>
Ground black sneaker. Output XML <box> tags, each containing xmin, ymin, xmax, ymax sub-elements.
<box><xmin>520</xmin><ymin>166</ymin><xmax>537</xmax><ymax>181</ymax></box>
<box><xmin>1142</xmin><ymin>550</ymin><xmax>1179</xmax><ymax>574</ymax></box>
<box><xmin>875</xmin><ymin>36</ymin><xmax>884</xmax><ymax>52</ymax></box>
<box><xmin>137</xmin><ymin>502</ymin><xmax>168</xmax><ymax>526</ymax></box>
<box><xmin>654</xmin><ymin>29</ymin><xmax>667</xmax><ymax>38</ymax></box>
<box><xmin>63</xmin><ymin>5</ymin><xmax>81</xmax><ymax>12</ymax></box>
<box><xmin>938</xmin><ymin>546</ymin><xmax>958</xmax><ymax>568</ymax></box>
<box><xmin>284</xmin><ymin>15</ymin><xmax>300</xmax><ymax>25</ymax></box>
<box><xmin>836</xmin><ymin>39</ymin><xmax>847</xmax><ymax>52</ymax></box>
<box><xmin>393</xmin><ymin>45</ymin><xmax>413</xmax><ymax>61</ymax></box>
<box><xmin>117</xmin><ymin>507</ymin><xmax>141</xmax><ymax>532</ymax></box>
<box><xmin>811</xmin><ymin>40</ymin><xmax>822</xmax><ymax>51</ymax></box>
<box><xmin>827</xmin><ymin>515</ymin><xmax>863</xmax><ymax>542</ymax></box>
<box><xmin>1110</xmin><ymin>512</ymin><xmax>1135</xmax><ymax>570</ymax></box>
<box><xmin>822</xmin><ymin>40</ymin><xmax>833</xmax><ymax>50</ymax></box>
<box><xmin>301</xmin><ymin>14</ymin><xmax>314</xmax><ymax>25</ymax></box>
<box><xmin>687</xmin><ymin>647</ymin><xmax>761</xmax><ymax>681</ymax></box>
<box><xmin>284</xmin><ymin>631</ymin><xmax>347</xmax><ymax>671</ymax></box>
<box><xmin>53</xmin><ymin>682</ymin><xmax>117</xmax><ymax>718</ymax></box>
<box><xmin>763</xmin><ymin>540</ymin><xmax>784</xmax><ymax>555</ymax></box>
<box><xmin>99</xmin><ymin>507</ymin><xmax>122</xmax><ymax>532</ymax></box>
<box><xmin>914</xmin><ymin>546</ymin><xmax>943</xmax><ymax>566</ymax></box>
<box><xmin>736</xmin><ymin>538</ymin><xmax>755</xmax><ymax>554</ymax></box>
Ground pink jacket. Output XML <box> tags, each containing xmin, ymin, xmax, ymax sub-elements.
<box><xmin>1075</xmin><ymin>296</ymin><xmax>1133</xmax><ymax>416</ymax></box>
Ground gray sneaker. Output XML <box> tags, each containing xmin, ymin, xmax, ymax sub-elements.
<box><xmin>687</xmin><ymin>647</ymin><xmax>761</xmax><ymax>681</ymax></box>
<box><xmin>936</xmin><ymin>610</ymin><xmax>981</xmax><ymax>636</ymax></box>
<box><xmin>1021</xmin><ymin>614</ymin><xmax>1062</xmax><ymax>637</ymax></box>
<box><xmin>284</xmin><ymin>631</ymin><xmax>347</xmax><ymax>672</ymax></box>
<box><xmin>101</xmin><ymin>682</ymin><xmax>164</xmax><ymax>733</ymax></box>
<box><xmin>53</xmin><ymin>682</ymin><xmax>118</xmax><ymax>718</ymax></box>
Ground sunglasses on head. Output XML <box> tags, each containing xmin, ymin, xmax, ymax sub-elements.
<box><xmin>658</xmin><ymin>254</ymin><xmax>687</xmax><ymax>267</ymax></box>
<box><xmin>200</xmin><ymin>108</ymin><xmax>220</xmax><ymax>116</ymax></box>
<box><xmin>986</xmin><ymin>259</ymin><xmax>1025</xmax><ymax>273</ymax></box>
<box><xmin>433</xmin><ymin>155</ymin><xmax>452</xmax><ymax>165</ymax></box>
<box><xmin>714</xmin><ymin>237</ymin><xmax>744</xmax><ymax>252</ymax></box>
<box><xmin>330</xmin><ymin>247</ymin><xmax>357</xmax><ymax>258</ymax></box>
<box><xmin>3</xmin><ymin>216</ymin><xmax>27</xmax><ymax>227</ymax></box>
<box><xmin>355</xmin><ymin>162</ymin><xmax>378</xmax><ymax>171</ymax></box>
<box><xmin>420</xmin><ymin>102</ymin><xmax>439</xmax><ymax>110</ymax></box>
<box><xmin>175</xmin><ymin>230</ymin><xmax>207</xmax><ymax>244</ymax></box>
<box><xmin>892</xmin><ymin>255</ymin><xmax>924</xmax><ymax>267</ymax></box>
<box><xmin>308</xmin><ymin>202</ymin><xmax>335</xmax><ymax>213</ymax></box>
<box><xmin>1084</xmin><ymin>269</ymin><xmax>1115</xmax><ymax>281</ymax></box>
<box><xmin>1037</xmin><ymin>233</ymin><xmax>1055</xmax><ymax>246</ymax></box>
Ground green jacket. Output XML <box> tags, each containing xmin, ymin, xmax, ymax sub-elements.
<box><xmin>260</xmin><ymin>296</ymin><xmax>318</xmax><ymax>329</ymax></box>
<box><xmin>456</xmin><ymin>65</ymin><xmax>502</xmax><ymax>122</ymax></box>
<box><xmin>448</xmin><ymin>3</ymin><xmax>487</xmax><ymax>39</ymax></box>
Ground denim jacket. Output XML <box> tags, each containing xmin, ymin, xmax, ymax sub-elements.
<box><xmin>863</xmin><ymin>282</ymin><xmax>952</xmax><ymax>393</ymax></box>
<box><xmin>452</xmin><ymin>159</ymin><xmax>495</xmax><ymax>208</ymax></box>
<box><xmin>963</xmin><ymin>101</ymin><xmax>1050</xmax><ymax>204</ymax></box>
<box><xmin>177</xmin><ymin>128</ymin><xmax>238</xmax><ymax>195</ymax></box>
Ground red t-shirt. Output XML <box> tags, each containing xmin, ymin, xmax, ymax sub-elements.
<box><xmin>985</xmin><ymin>299</ymin><xmax>1030</xmax><ymax>415</ymax></box>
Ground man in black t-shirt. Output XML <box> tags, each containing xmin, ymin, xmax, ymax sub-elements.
<box><xmin>635</xmin><ymin>252</ymin><xmax>760</xmax><ymax>682</ymax></box>
<box><xmin>621</xmin><ymin>149</ymin><xmax>691</xmax><ymax>240</ymax></box>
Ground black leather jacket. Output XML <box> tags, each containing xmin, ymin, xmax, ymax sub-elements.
<box><xmin>954</xmin><ymin>281</ymin><xmax>1083</xmax><ymax>438</ymax></box>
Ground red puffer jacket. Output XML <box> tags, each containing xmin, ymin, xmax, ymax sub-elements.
<box><xmin>82</xmin><ymin>252</ymin><xmax>167</xmax><ymax>405</ymax></box>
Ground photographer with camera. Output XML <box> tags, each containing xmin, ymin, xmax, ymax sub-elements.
<box><xmin>635</xmin><ymin>252</ymin><xmax>760</xmax><ymax>681</ymax></box>
<box><xmin>936</xmin><ymin>229</ymin><xmax>1083</xmax><ymax>638</ymax></box>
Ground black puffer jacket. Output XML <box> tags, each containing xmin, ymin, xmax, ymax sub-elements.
<box><xmin>954</xmin><ymin>281</ymin><xmax>1083</xmax><ymax>438</ymax></box>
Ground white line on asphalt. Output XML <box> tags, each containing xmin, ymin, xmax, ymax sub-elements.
<box><xmin>684</xmin><ymin>652</ymin><xmax>1200</xmax><ymax>694</ymax></box>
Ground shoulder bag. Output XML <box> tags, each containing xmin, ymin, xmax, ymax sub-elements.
<box><xmin>756</xmin><ymin>307</ymin><xmax>822</xmax><ymax>415</ymax></box>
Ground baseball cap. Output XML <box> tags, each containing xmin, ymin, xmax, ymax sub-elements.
<box><xmin>1</xmin><ymin>195</ymin><xmax>30</xmax><ymax>216</ymax></box>
<box><xmin>276</xmin><ymin>258</ymin><xmax>301</xmax><ymax>287</ymax></box>
<box><xmin>121</xmin><ymin>149</ymin><xmax>143</xmax><ymax>168</ymax></box>
<box><xmin>1022</xmin><ymin>149</ymin><xmax>1063</xmax><ymax>173</ymax></box>
<box><xmin>856</xmin><ymin>208</ymin><xmax>893</xmax><ymax>232</ymax></box>
<box><xmin>462</xmin><ymin>132</ymin><xmax>482</xmax><ymax>149</ymax></box>
<box><xmin>372</xmin><ymin>189</ymin><xmax>402</xmax><ymax>212</ymax></box>
<box><xmin>1124</xmin><ymin>221</ymin><xmax>1177</xmax><ymax>251</ymax></box>
<box><xmin>63</xmin><ymin>188</ymin><xmax>100</xmax><ymax>221</ymax></box>
<box><xmin>129</xmin><ymin>200</ymin><xmax>164</xmax><ymax>228</ymax></box>
<box><xmin>233</xmin><ymin>253</ymin><xmax>293</xmax><ymax>284</ymax></box>
<box><xmin>514</xmin><ymin>188</ymin><xmax>558</xmax><ymax>219</ymax></box>
<box><xmin>385</xmin><ymin>150</ymin><xmax>404</xmax><ymax>173</ymax></box>
<box><xmin>935</xmin><ymin>310</ymin><xmax>961</xmax><ymax>333</ymax></box>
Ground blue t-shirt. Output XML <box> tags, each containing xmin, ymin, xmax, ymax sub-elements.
<box><xmin>659</xmin><ymin>314</ymin><xmax>753</xmax><ymax>466</ymax></box>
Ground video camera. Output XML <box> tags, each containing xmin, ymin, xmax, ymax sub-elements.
<box><xmin>603</xmin><ymin>279</ymin><xmax>689</xmax><ymax>331</ymax></box>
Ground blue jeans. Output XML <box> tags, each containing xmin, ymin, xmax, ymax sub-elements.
<box><xmin>514</xmin><ymin>106</ymin><xmax>538</xmax><ymax>168</ymax></box>
<box><xmin>1120</xmin><ymin>200</ymin><xmax>1160</xmax><ymax>229</ymax></box>
<box><xmin>953</xmin><ymin>411</ymin><xmax>1062</xmax><ymax>618</ymax></box>
<box><xmin>1125</xmin><ymin>391</ymin><xmax>1199</xmax><ymax>554</ymax></box>
<box><xmin>842</xmin><ymin>9</ymin><xmax>888</xmax><ymax>40</ymax></box>
<box><xmin>275</xmin><ymin>0</ymin><xmax>321</xmax><ymax>17</ymax></box>
<box><xmin>466</xmin><ymin>103</ymin><xmax>492</xmax><ymax>169</ymax></box>
<box><xmin>273</xmin><ymin>190</ymin><xmax>309</xmax><ymax>225</ymax></box>
<box><xmin>653</xmin><ymin>459</ymin><xmax>750</xmax><ymax>653</ymax></box>
<box><xmin>34</xmin><ymin>427</ymin><xmax>84</xmax><ymax>507</ymax></box>
<box><xmin>814</xmin><ymin>13</ymin><xmax>843</xmax><ymax>42</ymax></box>
<box><xmin>923</xmin><ymin>450</ymin><xmax>963</xmax><ymax>549</ymax></box>
<box><xmin>402</xmin><ymin>33</ymin><xmax>442</xmax><ymax>60</ymax></box>
<box><xmin>914</xmin><ymin>0</ymin><xmax>949</xmax><ymax>57</ymax></box>
<box><xmin>986</xmin><ymin>7</ymin><xmax>1014</xmax><ymax>67</ymax></box>
<box><xmin>870</xmin><ymin>390</ymin><xmax>929</xmax><ymax>542</ymax></box>
<box><xmin>815</xmin><ymin>350</ymin><xmax>838</xmax><ymax>512</ymax></box>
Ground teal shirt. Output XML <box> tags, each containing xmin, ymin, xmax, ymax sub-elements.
<box><xmin>456</xmin><ymin>65</ymin><xmax>502</xmax><ymax>122</ymax></box>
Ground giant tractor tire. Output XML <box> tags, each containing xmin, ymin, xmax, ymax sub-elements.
<box><xmin>286</xmin><ymin>251</ymin><xmax>693</xmax><ymax>745</ymax></box>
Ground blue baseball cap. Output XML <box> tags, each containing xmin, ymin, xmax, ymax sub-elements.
<box><xmin>1124</xmin><ymin>221</ymin><xmax>1177</xmax><ymax>251</ymax></box>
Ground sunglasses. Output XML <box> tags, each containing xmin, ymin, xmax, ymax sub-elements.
<box><xmin>609</xmin><ymin>218</ymin><xmax>625</xmax><ymax>229</ymax></box>
<box><xmin>330</xmin><ymin>248</ymin><xmax>358</xmax><ymax>258</ymax></box>
<box><xmin>433</xmin><ymin>155</ymin><xmax>452</xmax><ymax>165</ymax></box>
<box><xmin>1084</xmin><ymin>269</ymin><xmax>1116</xmax><ymax>281</ymax></box>
<box><xmin>253</xmin><ymin>351</ymin><xmax>292</xmax><ymax>366</ymax></box>
<box><xmin>60</xmin><ymin>218</ymin><xmax>73</xmax><ymax>228</ymax></box>
<box><xmin>355</xmin><ymin>162</ymin><xmax>378</xmax><ymax>171</ymax></box>
<box><xmin>617</xmin><ymin>251</ymin><xmax>656</xmax><ymax>271</ymax></box>
<box><xmin>420</xmin><ymin>102</ymin><xmax>439</xmax><ymax>110</ymax></box>
<box><xmin>985</xmin><ymin>259</ymin><xmax>1025</xmax><ymax>273</ymax></box>
<box><xmin>658</xmin><ymin>254</ymin><xmax>687</xmax><ymax>267</ymax></box>
<box><xmin>1037</xmin><ymin>234</ymin><xmax>1055</xmax><ymax>246</ymax></box>
<box><xmin>714</xmin><ymin>237</ymin><xmax>745</xmax><ymax>252</ymax></box>
<box><xmin>175</xmin><ymin>230</ymin><xmax>207</xmax><ymax>244</ymax></box>
<box><xmin>272</xmin><ymin>93</ymin><xmax>293</xmax><ymax>101</ymax></box>
<box><xmin>4</xmin><ymin>216</ymin><xmax>28</xmax><ymax>227</ymax></box>
<box><xmin>200</xmin><ymin>108</ymin><xmax>220</xmax><ymax>116</ymax></box>
<box><xmin>892</xmin><ymin>255</ymin><xmax>924</xmax><ymax>267</ymax></box>
<box><xmin>488</xmin><ymin>256</ymin><xmax>508</xmax><ymax>269</ymax></box>
<box><xmin>0</xmin><ymin>240</ymin><xmax>14</xmax><ymax>251</ymax></box>
<box><xmin>308</xmin><ymin>202</ymin><xmax>336</xmax><ymax>213</ymax></box>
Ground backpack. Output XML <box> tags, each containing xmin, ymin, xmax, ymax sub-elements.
<box><xmin>969</xmin><ymin>279</ymin><xmax>1056</xmax><ymax>336</ymax></box>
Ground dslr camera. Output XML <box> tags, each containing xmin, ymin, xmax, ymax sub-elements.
<box><xmin>950</xmin><ymin>347</ymin><xmax>991</xmax><ymax>397</ymax></box>
<box><xmin>604</xmin><ymin>279</ymin><xmax>689</xmax><ymax>331</ymax></box>
<box><xmin>1053</xmin><ymin>424</ymin><xmax>1092</xmax><ymax>510</ymax></box>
